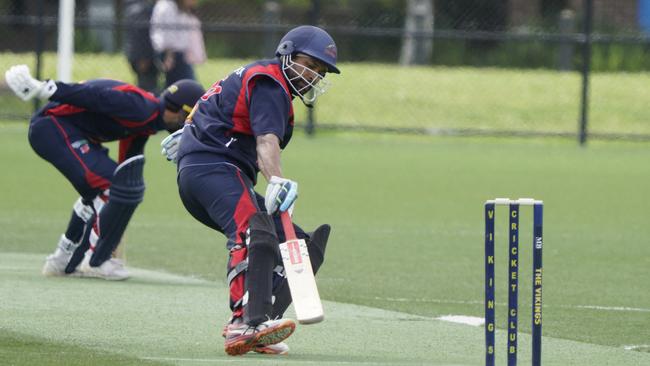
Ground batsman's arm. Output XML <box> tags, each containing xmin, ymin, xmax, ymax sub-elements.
<box><xmin>49</xmin><ymin>82</ymin><xmax>159</xmax><ymax>123</ymax></box>
<box><xmin>258</xmin><ymin>133</ymin><xmax>299</xmax><ymax>214</ymax></box>
<box><xmin>256</xmin><ymin>133</ymin><xmax>283</xmax><ymax>181</ymax></box>
<box><xmin>249</xmin><ymin>77</ymin><xmax>291</xmax><ymax>182</ymax></box>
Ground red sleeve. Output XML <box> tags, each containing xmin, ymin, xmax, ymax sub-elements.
<box><xmin>118</xmin><ymin>134</ymin><xmax>150</xmax><ymax>163</ymax></box>
<box><xmin>50</xmin><ymin>82</ymin><xmax>161</xmax><ymax>127</ymax></box>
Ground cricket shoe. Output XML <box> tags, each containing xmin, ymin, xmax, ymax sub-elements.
<box><xmin>42</xmin><ymin>236</ymin><xmax>78</xmax><ymax>276</ymax></box>
<box><xmin>42</xmin><ymin>249</ymin><xmax>73</xmax><ymax>276</ymax></box>
<box><xmin>221</xmin><ymin>323</ymin><xmax>289</xmax><ymax>355</ymax></box>
<box><xmin>224</xmin><ymin>318</ymin><xmax>295</xmax><ymax>356</ymax></box>
<box><xmin>253</xmin><ymin>342</ymin><xmax>289</xmax><ymax>355</ymax></box>
<box><xmin>78</xmin><ymin>251</ymin><xmax>130</xmax><ymax>281</ymax></box>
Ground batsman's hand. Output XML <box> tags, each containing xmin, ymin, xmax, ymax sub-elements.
<box><xmin>5</xmin><ymin>65</ymin><xmax>57</xmax><ymax>101</ymax></box>
<box><xmin>161</xmin><ymin>128</ymin><xmax>183</xmax><ymax>163</ymax></box>
<box><xmin>265</xmin><ymin>176</ymin><xmax>298</xmax><ymax>214</ymax></box>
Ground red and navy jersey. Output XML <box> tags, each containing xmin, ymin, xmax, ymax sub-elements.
<box><xmin>38</xmin><ymin>79</ymin><xmax>165</xmax><ymax>161</ymax></box>
<box><xmin>178</xmin><ymin>59</ymin><xmax>294</xmax><ymax>184</ymax></box>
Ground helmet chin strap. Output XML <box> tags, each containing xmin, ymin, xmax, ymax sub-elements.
<box><xmin>281</xmin><ymin>54</ymin><xmax>330</xmax><ymax>107</ymax></box>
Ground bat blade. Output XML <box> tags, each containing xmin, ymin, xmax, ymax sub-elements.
<box><xmin>280</xmin><ymin>212</ymin><xmax>324</xmax><ymax>324</ymax></box>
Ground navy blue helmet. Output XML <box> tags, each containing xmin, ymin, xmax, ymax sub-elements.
<box><xmin>160</xmin><ymin>79</ymin><xmax>205</xmax><ymax>113</ymax></box>
<box><xmin>275</xmin><ymin>26</ymin><xmax>340</xmax><ymax>74</ymax></box>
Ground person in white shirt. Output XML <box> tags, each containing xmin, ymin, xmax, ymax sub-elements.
<box><xmin>150</xmin><ymin>0</ymin><xmax>206</xmax><ymax>87</ymax></box>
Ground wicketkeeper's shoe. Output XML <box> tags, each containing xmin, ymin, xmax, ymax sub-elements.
<box><xmin>78</xmin><ymin>251</ymin><xmax>130</xmax><ymax>281</ymax></box>
<box><xmin>42</xmin><ymin>249</ymin><xmax>72</xmax><ymax>276</ymax></box>
<box><xmin>224</xmin><ymin>318</ymin><xmax>295</xmax><ymax>356</ymax></box>
<box><xmin>42</xmin><ymin>235</ymin><xmax>77</xmax><ymax>276</ymax></box>
<box><xmin>253</xmin><ymin>342</ymin><xmax>289</xmax><ymax>355</ymax></box>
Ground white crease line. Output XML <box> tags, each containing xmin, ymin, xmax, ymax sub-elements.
<box><xmin>140</xmin><ymin>356</ymin><xmax>411</xmax><ymax>365</ymax></box>
<box><xmin>623</xmin><ymin>344</ymin><xmax>650</xmax><ymax>351</ymax></box>
<box><xmin>4</xmin><ymin>259</ymin><xmax>648</xmax><ymax>314</ymax></box>
<box><xmin>436</xmin><ymin>315</ymin><xmax>484</xmax><ymax>327</ymax></box>
<box><xmin>369</xmin><ymin>296</ymin><xmax>482</xmax><ymax>306</ymax></box>
<box><xmin>0</xmin><ymin>263</ymin><xmax>211</xmax><ymax>285</ymax></box>
<box><xmin>367</xmin><ymin>296</ymin><xmax>650</xmax><ymax>313</ymax></box>
<box><xmin>569</xmin><ymin>305</ymin><xmax>650</xmax><ymax>313</ymax></box>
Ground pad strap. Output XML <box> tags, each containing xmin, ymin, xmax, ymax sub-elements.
<box><xmin>73</xmin><ymin>197</ymin><xmax>95</xmax><ymax>222</ymax></box>
<box><xmin>227</xmin><ymin>260</ymin><xmax>248</xmax><ymax>285</ymax></box>
<box><xmin>57</xmin><ymin>234</ymin><xmax>78</xmax><ymax>253</ymax></box>
<box><xmin>227</xmin><ymin>261</ymin><xmax>284</xmax><ymax>285</ymax></box>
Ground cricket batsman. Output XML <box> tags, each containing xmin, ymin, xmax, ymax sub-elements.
<box><xmin>160</xmin><ymin>25</ymin><xmax>338</xmax><ymax>355</ymax></box>
<box><xmin>4</xmin><ymin>67</ymin><xmax>204</xmax><ymax>280</ymax></box>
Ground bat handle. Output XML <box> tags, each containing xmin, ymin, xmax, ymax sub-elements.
<box><xmin>280</xmin><ymin>211</ymin><xmax>297</xmax><ymax>241</ymax></box>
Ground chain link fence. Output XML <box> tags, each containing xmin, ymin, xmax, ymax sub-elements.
<box><xmin>1</xmin><ymin>0</ymin><xmax>649</xmax><ymax>142</ymax></box>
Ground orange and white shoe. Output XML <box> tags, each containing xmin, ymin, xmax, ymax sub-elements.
<box><xmin>254</xmin><ymin>342</ymin><xmax>289</xmax><ymax>355</ymax></box>
<box><xmin>224</xmin><ymin>318</ymin><xmax>295</xmax><ymax>356</ymax></box>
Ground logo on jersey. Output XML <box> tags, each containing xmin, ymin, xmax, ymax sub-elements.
<box><xmin>71</xmin><ymin>139</ymin><xmax>90</xmax><ymax>154</ymax></box>
<box><xmin>201</xmin><ymin>81</ymin><xmax>223</xmax><ymax>101</ymax></box>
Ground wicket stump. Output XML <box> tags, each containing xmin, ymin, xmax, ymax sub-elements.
<box><xmin>485</xmin><ymin>198</ymin><xmax>543</xmax><ymax>366</ymax></box>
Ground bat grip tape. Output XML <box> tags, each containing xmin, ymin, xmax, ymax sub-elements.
<box><xmin>280</xmin><ymin>211</ymin><xmax>297</xmax><ymax>240</ymax></box>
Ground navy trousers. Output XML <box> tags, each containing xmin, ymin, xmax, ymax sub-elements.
<box><xmin>178</xmin><ymin>162</ymin><xmax>306</xmax><ymax>247</ymax></box>
<box><xmin>29</xmin><ymin>115</ymin><xmax>115</xmax><ymax>200</ymax></box>
<box><xmin>177</xmin><ymin>161</ymin><xmax>306</xmax><ymax>318</ymax></box>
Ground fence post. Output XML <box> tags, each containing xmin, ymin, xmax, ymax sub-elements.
<box><xmin>263</xmin><ymin>0</ymin><xmax>281</xmax><ymax>58</ymax></box>
<box><xmin>558</xmin><ymin>9</ymin><xmax>575</xmax><ymax>71</ymax></box>
<box><xmin>400</xmin><ymin>0</ymin><xmax>434</xmax><ymax>66</ymax></box>
<box><xmin>578</xmin><ymin>0</ymin><xmax>593</xmax><ymax>145</ymax></box>
<box><xmin>57</xmin><ymin>0</ymin><xmax>75</xmax><ymax>82</ymax></box>
<box><xmin>33</xmin><ymin>0</ymin><xmax>46</xmax><ymax>113</ymax></box>
<box><xmin>305</xmin><ymin>0</ymin><xmax>321</xmax><ymax>136</ymax></box>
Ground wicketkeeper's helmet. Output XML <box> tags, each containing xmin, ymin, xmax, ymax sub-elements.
<box><xmin>160</xmin><ymin>79</ymin><xmax>205</xmax><ymax>114</ymax></box>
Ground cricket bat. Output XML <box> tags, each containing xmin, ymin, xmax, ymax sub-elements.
<box><xmin>279</xmin><ymin>211</ymin><xmax>324</xmax><ymax>324</ymax></box>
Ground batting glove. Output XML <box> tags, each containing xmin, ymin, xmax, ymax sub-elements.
<box><xmin>5</xmin><ymin>65</ymin><xmax>57</xmax><ymax>102</ymax></box>
<box><xmin>264</xmin><ymin>176</ymin><xmax>298</xmax><ymax>214</ymax></box>
<box><xmin>160</xmin><ymin>127</ymin><xmax>183</xmax><ymax>163</ymax></box>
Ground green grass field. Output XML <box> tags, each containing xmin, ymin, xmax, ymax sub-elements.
<box><xmin>2</xmin><ymin>52</ymin><xmax>650</xmax><ymax>137</ymax></box>
<box><xmin>1</xmin><ymin>120</ymin><xmax>649</xmax><ymax>365</ymax></box>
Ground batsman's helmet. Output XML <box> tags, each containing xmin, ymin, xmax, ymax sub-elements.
<box><xmin>275</xmin><ymin>25</ymin><xmax>340</xmax><ymax>74</ymax></box>
<box><xmin>160</xmin><ymin>79</ymin><xmax>205</xmax><ymax>113</ymax></box>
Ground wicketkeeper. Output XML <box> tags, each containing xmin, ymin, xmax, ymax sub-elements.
<box><xmin>4</xmin><ymin>66</ymin><xmax>204</xmax><ymax>280</ymax></box>
<box><xmin>161</xmin><ymin>25</ymin><xmax>339</xmax><ymax>355</ymax></box>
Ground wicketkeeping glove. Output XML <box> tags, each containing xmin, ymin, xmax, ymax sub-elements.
<box><xmin>5</xmin><ymin>64</ymin><xmax>57</xmax><ymax>101</ymax></box>
<box><xmin>264</xmin><ymin>176</ymin><xmax>298</xmax><ymax>214</ymax></box>
<box><xmin>160</xmin><ymin>127</ymin><xmax>184</xmax><ymax>163</ymax></box>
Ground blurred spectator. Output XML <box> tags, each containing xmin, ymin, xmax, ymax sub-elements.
<box><xmin>150</xmin><ymin>0</ymin><xmax>206</xmax><ymax>87</ymax></box>
<box><xmin>124</xmin><ymin>0</ymin><xmax>158</xmax><ymax>92</ymax></box>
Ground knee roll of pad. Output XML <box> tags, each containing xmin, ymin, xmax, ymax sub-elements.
<box><xmin>88</xmin><ymin>155</ymin><xmax>145</xmax><ymax>266</ymax></box>
<box><xmin>109</xmin><ymin>155</ymin><xmax>145</xmax><ymax>205</ymax></box>
<box><xmin>243</xmin><ymin>213</ymin><xmax>279</xmax><ymax>325</ymax></box>
<box><xmin>248</xmin><ymin>213</ymin><xmax>279</xmax><ymax>253</ymax></box>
